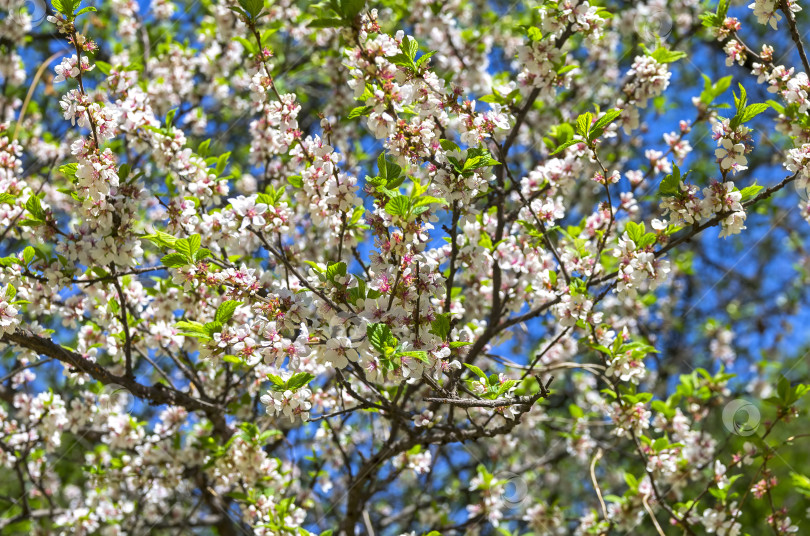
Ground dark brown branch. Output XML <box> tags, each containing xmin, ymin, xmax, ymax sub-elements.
<box><xmin>781</xmin><ymin>0</ymin><xmax>810</xmax><ymax>75</ymax></box>
<box><xmin>424</xmin><ymin>376</ymin><xmax>553</xmax><ymax>408</ymax></box>
<box><xmin>1</xmin><ymin>328</ymin><xmax>232</xmax><ymax>439</ymax></box>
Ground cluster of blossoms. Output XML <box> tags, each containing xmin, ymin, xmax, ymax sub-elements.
<box><xmin>3</xmin><ymin>0</ymin><xmax>810</xmax><ymax>535</ymax></box>
<box><xmin>523</xmin><ymin>503</ymin><xmax>567</xmax><ymax>535</ymax></box>
<box><xmin>249</xmin><ymin>66</ymin><xmax>301</xmax><ymax>165</ymax></box>
<box><xmin>663</xmin><ymin>122</ymin><xmax>694</xmax><ymax>164</ymax></box>
<box><xmin>620</xmin><ymin>55</ymin><xmax>673</xmax><ymax>134</ymax></box>
<box><xmin>153</xmin><ymin>125</ymin><xmax>230</xmax><ymax>206</ymax></box>
<box><xmin>704</xmin><ymin>181</ymin><xmax>748</xmax><ymax>238</ymax></box>
<box><xmin>712</xmin><ymin>15</ymin><xmax>742</xmax><ymax>41</ymax></box>
<box><xmin>554</xmin><ymin>289</ymin><xmax>602</xmax><ymax>328</ymax></box>
<box><xmin>392</xmin><ymin>446</ymin><xmax>432</xmax><ymax>475</ymax></box>
<box><xmin>291</xmin><ymin>133</ymin><xmax>362</xmax><ymax>239</ymax></box>
<box><xmin>54</xmin><ymin>54</ymin><xmax>95</xmax><ymax>83</ymax></box>
<box><xmin>723</xmin><ymin>39</ymin><xmax>748</xmax><ymax>68</ymax></box>
<box><xmin>660</xmin><ymin>179</ymin><xmax>747</xmax><ymax>238</ymax></box>
<box><xmin>465</xmin><ymin>466</ymin><xmax>511</xmax><ymax>527</ymax></box>
<box><xmin>517</xmin><ymin>34</ymin><xmax>571</xmax><ymax>101</ymax></box>
<box><xmin>700</xmin><ymin>503</ymin><xmax>743</xmax><ymax>536</ymax></box>
<box><xmin>604</xmin><ymin>334</ymin><xmax>649</xmax><ymax>385</ymax></box>
<box><xmin>0</xmin><ymin>287</ymin><xmax>20</xmax><ymax>337</ymax></box>
<box><xmin>786</xmin><ymin>144</ymin><xmax>810</xmax><ymax>192</ymax></box>
<box><xmin>749</xmin><ymin>0</ymin><xmax>801</xmax><ymax>30</ymax></box>
<box><xmin>0</xmin><ymin>127</ymin><xmax>25</xmax><ymax>224</ymax></box>
<box><xmin>608</xmin><ymin>401</ymin><xmax>651</xmax><ymax>438</ymax></box>
<box><xmin>612</xmin><ymin>231</ymin><xmax>671</xmax><ymax>299</ymax></box>
<box><xmin>783</xmin><ymin>71</ymin><xmax>810</xmax><ymax>114</ymax></box>
<box><xmin>713</xmin><ymin>120</ymin><xmax>753</xmax><ymax>175</ymax></box>
<box><xmin>260</xmin><ymin>385</ymin><xmax>313</xmax><ymax>422</ymax></box>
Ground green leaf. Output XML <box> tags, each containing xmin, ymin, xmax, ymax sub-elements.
<box><xmin>95</xmin><ymin>61</ymin><xmax>112</xmax><ymax>76</ymax></box>
<box><xmin>165</xmin><ymin>108</ymin><xmax>178</xmax><ymax>128</ymax></box>
<box><xmin>462</xmin><ymin>148</ymin><xmax>500</xmax><ymax>171</ymax></box>
<box><xmin>412</xmin><ymin>195</ymin><xmax>446</xmax><ymax>209</ymax></box>
<box><xmin>429</xmin><ymin>314</ymin><xmax>451</xmax><ymax>340</ymax></box>
<box><xmin>650</xmin><ymin>47</ymin><xmax>686</xmax><ymax>64</ymax></box>
<box><xmin>699</xmin><ymin>75</ymin><xmax>732</xmax><ymax>106</ymax></box>
<box><xmin>161</xmin><ymin>253</ymin><xmax>189</xmax><ymax>267</ymax></box>
<box><xmin>592</xmin><ymin>109</ymin><xmax>622</xmax><ymax>132</ymax></box>
<box><xmin>198</xmin><ymin>139</ymin><xmax>211</xmax><ymax>157</ymax></box>
<box><xmin>267</xmin><ymin>374</ymin><xmax>286</xmax><ymax>389</ymax></box>
<box><xmin>326</xmin><ymin>261</ymin><xmax>347</xmax><ymax>282</ymax></box>
<box><xmin>286</xmin><ymin>372</ymin><xmax>316</xmax><ymax>391</ymax></box>
<box><xmin>739</xmin><ymin>182</ymin><xmax>763</xmax><ymax>202</ymax></box>
<box><xmin>625</xmin><ymin>221</ymin><xmax>646</xmax><ymax>243</ymax></box>
<box><xmin>652</xmin><ymin>399</ymin><xmax>675</xmax><ymax>419</ymax></box>
<box><xmin>791</xmin><ymin>473</ymin><xmax>810</xmax><ymax>497</ymax></box>
<box><xmin>367</xmin><ymin>323</ymin><xmax>396</xmax><ymax>353</ymax></box>
<box><xmin>526</xmin><ymin>26</ymin><xmax>543</xmax><ymax>41</ymax></box>
<box><xmin>385</xmin><ymin>196</ymin><xmax>411</xmax><ymax>217</ymax></box>
<box><xmin>188</xmin><ymin>234</ymin><xmax>201</xmax><ymax>255</ymax></box>
<box><xmin>415</xmin><ymin>51</ymin><xmax>435</xmax><ymax>68</ymax></box>
<box><xmin>439</xmin><ymin>139</ymin><xmax>460</xmax><ymax>152</ymax></box>
<box><xmin>22</xmin><ymin>246</ymin><xmax>35</xmax><ymax>266</ymax></box>
<box><xmin>194</xmin><ymin>248</ymin><xmax>211</xmax><ymax>262</ymax></box>
<box><xmin>659</xmin><ymin>165</ymin><xmax>684</xmax><ymax>197</ymax></box>
<box><xmin>575</xmin><ymin>112</ymin><xmax>593</xmax><ymax>138</ymax></box>
<box><xmin>377</xmin><ymin>153</ymin><xmax>401</xmax><ymax>183</ymax></box>
<box><xmin>348</xmin><ymin>105</ymin><xmax>373</xmax><ymax>119</ymax></box>
<box><xmin>767</xmin><ymin>99</ymin><xmax>785</xmax><ymax>114</ymax></box>
<box><xmin>238</xmin><ymin>0</ymin><xmax>263</xmax><ymax>18</ymax></box>
<box><xmin>397</xmin><ymin>350</ymin><xmax>430</xmax><ymax>363</ymax></box>
<box><xmin>58</xmin><ymin>163</ymin><xmax>78</xmax><ymax>179</ymax></box>
<box><xmin>215</xmin><ymin>300</ymin><xmax>241</xmax><ymax>323</ymax></box>
<box><xmin>51</xmin><ymin>0</ymin><xmax>70</xmax><ymax>16</ymax></box>
<box><xmin>464</xmin><ymin>363</ymin><xmax>487</xmax><ymax>380</ymax></box>
<box><xmin>401</xmin><ymin>35</ymin><xmax>418</xmax><ymax>60</ymax></box>
<box><xmin>550</xmin><ymin>139</ymin><xmax>582</xmax><ymax>156</ymax></box>
<box><xmin>142</xmin><ymin>230</ymin><xmax>177</xmax><ymax>249</ymax></box>
<box><xmin>176</xmin><ymin>320</ymin><xmax>211</xmax><ymax>339</ymax></box>
<box><xmin>25</xmin><ymin>195</ymin><xmax>45</xmax><ymax>221</ymax></box>
<box><xmin>59</xmin><ymin>162</ymin><xmax>79</xmax><ymax>180</ymax></box>
<box><xmin>308</xmin><ymin>18</ymin><xmax>347</xmax><ymax>28</ymax></box>
<box><xmin>550</xmin><ymin>123</ymin><xmax>574</xmax><ymax>144</ymax></box>
<box><xmin>216</xmin><ymin>152</ymin><xmax>231</xmax><ymax>176</ymax></box>
<box><xmin>340</xmin><ymin>0</ymin><xmax>365</xmax><ymax>19</ymax></box>
<box><xmin>732</xmin><ymin>84</ymin><xmax>748</xmax><ymax>123</ymax></box>
<box><xmin>739</xmin><ymin>102</ymin><xmax>770</xmax><ymax>123</ymax></box>
<box><xmin>118</xmin><ymin>163</ymin><xmax>131</xmax><ymax>182</ymax></box>
<box><xmin>74</xmin><ymin>5</ymin><xmax>95</xmax><ymax>15</ymax></box>
<box><xmin>174</xmin><ymin>238</ymin><xmax>191</xmax><ymax>258</ymax></box>
<box><xmin>204</xmin><ymin>321</ymin><xmax>224</xmax><ymax>337</ymax></box>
